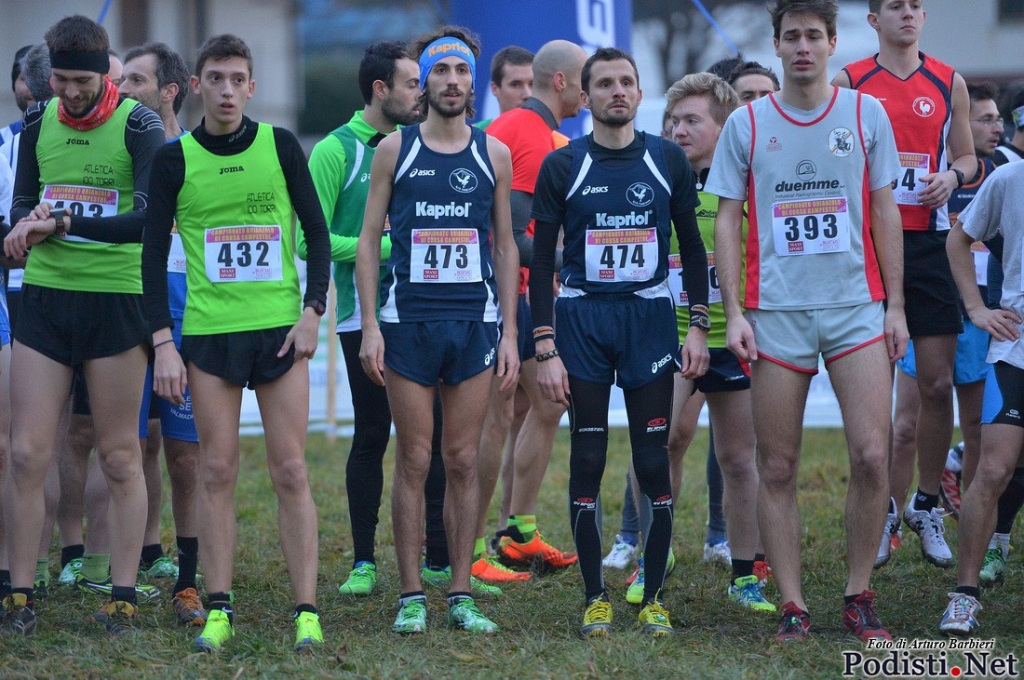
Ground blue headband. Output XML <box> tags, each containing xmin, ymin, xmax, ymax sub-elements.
<box><xmin>418</xmin><ymin>37</ymin><xmax>475</xmax><ymax>91</ymax></box>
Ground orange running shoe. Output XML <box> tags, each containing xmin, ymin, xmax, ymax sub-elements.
<box><xmin>753</xmin><ymin>559</ymin><xmax>773</xmax><ymax>586</ymax></box>
<box><xmin>472</xmin><ymin>556</ymin><xmax>531</xmax><ymax>582</ymax></box>
<box><xmin>497</xmin><ymin>532</ymin><xmax>577</xmax><ymax>573</ymax></box>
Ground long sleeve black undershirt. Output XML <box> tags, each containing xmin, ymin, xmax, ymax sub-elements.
<box><xmin>141</xmin><ymin>116</ymin><xmax>331</xmax><ymax>334</ymax></box>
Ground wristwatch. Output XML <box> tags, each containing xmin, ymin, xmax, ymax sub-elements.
<box><xmin>689</xmin><ymin>315</ymin><xmax>711</xmax><ymax>331</ymax></box>
<box><xmin>304</xmin><ymin>299</ymin><xmax>327</xmax><ymax>316</ymax></box>
<box><xmin>51</xmin><ymin>208</ymin><xmax>67</xmax><ymax>235</ymax></box>
<box><xmin>951</xmin><ymin>168</ymin><xmax>965</xmax><ymax>189</ymax></box>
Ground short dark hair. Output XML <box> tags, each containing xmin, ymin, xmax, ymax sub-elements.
<box><xmin>124</xmin><ymin>42</ymin><xmax>191</xmax><ymax>114</ymax></box>
<box><xmin>967</xmin><ymin>82</ymin><xmax>998</xmax><ymax>105</ymax></box>
<box><xmin>45</xmin><ymin>15</ymin><xmax>109</xmax><ymax>54</ymax></box>
<box><xmin>868</xmin><ymin>0</ymin><xmax>882</xmax><ymax>13</ymax></box>
<box><xmin>728</xmin><ymin>60</ymin><xmax>780</xmax><ymax>91</ymax></box>
<box><xmin>21</xmin><ymin>44</ymin><xmax>53</xmax><ymax>101</ymax></box>
<box><xmin>358</xmin><ymin>41</ymin><xmax>409</xmax><ymax>106</ymax></box>
<box><xmin>767</xmin><ymin>0</ymin><xmax>839</xmax><ymax>40</ymax></box>
<box><xmin>581</xmin><ymin>47</ymin><xmax>638</xmax><ymax>94</ymax></box>
<box><xmin>706</xmin><ymin>55</ymin><xmax>744</xmax><ymax>81</ymax></box>
<box><xmin>410</xmin><ymin>26</ymin><xmax>481</xmax><ymax>119</ymax></box>
<box><xmin>195</xmin><ymin>34</ymin><xmax>253</xmax><ymax>79</ymax></box>
<box><xmin>11</xmin><ymin>45</ymin><xmax>31</xmax><ymax>92</ymax></box>
<box><xmin>490</xmin><ymin>45</ymin><xmax>533</xmax><ymax>87</ymax></box>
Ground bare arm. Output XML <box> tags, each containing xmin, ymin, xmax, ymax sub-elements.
<box><xmin>487</xmin><ymin>136</ymin><xmax>521</xmax><ymax>392</ymax></box>
<box><xmin>947</xmin><ymin>221</ymin><xmax>1020</xmax><ymax>342</ymax></box>
<box><xmin>868</xmin><ymin>184</ymin><xmax>909</xmax><ymax>361</ymax></box>
<box><xmin>919</xmin><ymin>73</ymin><xmax>976</xmax><ymax>209</ymax></box>
<box><xmin>713</xmin><ymin>197</ymin><xmax>756</xmax><ymax>362</ymax></box>
<box><xmin>355</xmin><ymin>133</ymin><xmax>399</xmax><ymax>386</ymax></box>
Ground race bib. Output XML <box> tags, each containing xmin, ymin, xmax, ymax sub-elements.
<box><xmin>668</xmin><ymin>252</ymin><xmax>721</xmax><ymax>306</ymax></box>
<box><xmin>772</xmin><ymin>198</ymin><xmax>851</xmax><ymax>257</ymax></box>
<box><xmin>204</xmin><ymin>225</ymin><xmax>283</xmax><ymax>283</ymax></box>
<box><xmin>971</xmin><ymin>241</ymin><xmax>989</xmax><ymax>289</ymax></box>
<box><xmin>410</xmin><ymin>228</ymin><xmax>482</xmax><ymax>283</ymax></box>
<box><xmin>893</xmin><ymin>152</ymin><xmax>930</xmax><ymax>206</ymax></box>
<box><xmin>43</xmin><ymin>184</ymin><xmax>119</xmax><ymax>244</ymax></box>
<box><xmin>168</xmin><ymin>226</ymin><xmax>187</xmax><ymax>274</ymax></box>
<box><xmin>585</xmin><ymin>228</ymin><xmax>657</xmax><ymax>282</ymax></box>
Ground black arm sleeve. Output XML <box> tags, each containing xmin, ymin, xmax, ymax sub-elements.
<box><xmin>512</xmin><ymin>189</ymin><xmax>562</xmax><ymax>272</ymax></box>
<box><xmin>273</xmin><ymin>127</ymin><xmax>330</xmax><ymax>308</ymax></box>
<box><xmin>71</xmin><ymin>106</ymin><xmax>164</xmax><ymax>243</ymax></box>
<box><xmin>11</xmin><ymin>105</ymin><xmax>44</xmax><ymax>225</ymax></box>
<box><xmin>142</xmin><ymin>141</ymin><xmax>185</xmax><ymax>334</ymax></box>
<box><xmin>528</xmin><ymin>219</ymin><xmax>560</xmax><ymax>333</ymax></box>
<box><xmin>672</xmin><ymin>207</ymin><xmax>709</xmax><ymax>311</ymax></box>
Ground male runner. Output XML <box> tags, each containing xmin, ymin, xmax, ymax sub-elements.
<box><xmin>356</xmin><ymin>26</ymin><xmax>519</xmax><ymax>635</ymax></box>
<box><xmin>0</xmin><ymin>14</ymin><xmax>163</xmax><ymax>637</ymax></box>
<box><xmin>530</xmin><ymin>47</ymin><xmax>709</xmax><ymax>637</ymax></box>
<box><xmin>708</xmin><ymin>0</ymin><xmax>906</xmax><ymax>642</ymax></box>
<box><xmin>479</xmin><ymin>45</ymin><xmax>534</xmax><ymax>127</ymax></box>
<box><xmin>142</xmin><ymin>34</ymin><xmax>331</xmax><ymax>652</ymax></box>
<box><xmin>837</xmin><ymin>0</ymin><xmax>977</xmax><ymax>570</ymax></box>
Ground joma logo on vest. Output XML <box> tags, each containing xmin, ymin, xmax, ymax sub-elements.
<box><xmin>415</xmin><ymin>202</ymin><xmax>470</xmax><ymax>218</ymax></box>
<box><xmin>220</xmin><ymin>166</ymin><xmax>244</xmax><ymax>175</ymax></box>
<box><xmin>66</xmin><ymin>138</ymin><xmax>89</xmax><ymax>145</ymax></box>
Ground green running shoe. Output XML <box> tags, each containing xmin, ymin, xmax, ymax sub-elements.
<box><xmin>581</xmin><ymin>594</ymin><xmax>613</xmax><ymax>638</ymax></box>
<box><xmin>420</xmin><ymin>565</ymin><xmax>502</xmax><ymax>598</ymax></box>
<box><xmin>338</xmin><ymin>562</ymin><xmax>377</xmax><ymax>596</ymax></box>
<box><xmin>59</xmin><ymin>558</ymin><xmax>83</xmax><ymax>586</ymax></box>
<box><xmin>195</xmin><ymin>609</ymin><xmax>234</xmax><ymax>652</ymax></box>
<box><xmin>75</xmin><ymin>575</ymin><xmax>160</xmax><ymax>601</ymax></box>
<box><xmin>393</xmin><ymin>595</ymin><xmax>427</xmax><ymax>635</ymax></box>
<box><xmin>294</xmin><ymin>611</ymin><xmax>323</xmax><ymax>652</ymax></box>
<box><xmin>728</xmin><ymin>574</ymin><xmax>777</xmax><ymax>612</ymax></box>
<box><xmin>448</xmin><ymin>597</ymin><xmax>497</xmax><ymax>634</ymax></box>
<box><xmin>979</xmin><ymin>548</ymin><xmax>1005</xmax><ymax>586</ymax></box>
<box><xmin>626</xmin><ymin>556</ymin><xmax>645</xmax><ymax>604</ymax></box>
<box><xmin>139</xmin><ymin>556</ymin><xmax>178</xmax><ymax>580</ymax></box>
<box><xmin>637</xmin><ymin>599</ymin><xmax>674</xmax><ymax>636</ymax></box>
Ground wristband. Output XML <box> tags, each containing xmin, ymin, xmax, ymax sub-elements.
<box><xmin>951</xmin><ymin>168</ymin><xmax>965</xmax><ymax>189</ymax></box>
<box><xmin>535</xmin><ymin>348</ymin><xmax>559</xmax><ymax>362</ymax></box>
<box><xmin>153</xmin><ymin>338</ymin><xmax>175</xmax><ymax>350</ymax></box>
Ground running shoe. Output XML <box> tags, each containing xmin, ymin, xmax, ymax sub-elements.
<box><xmin>75</xmin><ymin>576</ymin><xmax>160</xmax><ymax>601</ymax></box>
<box><xmin>875</xmin><ymin>497</ymin><xmax>902</xmax><ymax>569</ymax></box>
<box><xmin>420</xmin><ymin>565</ymin><xmax>502</xmax><ymax>598</ymax></box>
<box><xmin>625</xmin><ymin>563</ymin><xmax>640</xmax><ymax>587</ymax></box>
<box><xmin>753</xmin><ymin>559</ymin><xmax>773</xmax><ymax>586</ymax></box>
<box><xmin>728</xmin><ymin>575</ymin><xmax>777</xmax><ymax>612</ymax></box>
<box><xmin>59</xmin><ymin>558</ymin><xmax>83</xmax><ymax>586</ymax></box>
<box><xmin>294</xmin><ymin>611</ymin><xmax>323</xmax><ymax>652</ymax></box>
<box><xmin>139</xmin><ymin>556</ymin><xmax>178</xmax><ymax>580</ymax></box>
<box><xmin>33</xmin><ymin>579</ymin><xmax>48</xmax><ymax>600</ymax></box>
<box><xmin>939</xmin><ymin>592</ymin><xmax>981</xmax><ymax>636</ymax></box>
<box><xmin>471</xmin><ymin>555</ymin><xmax>531</xmax><ymax>582</ymax></box>
<box><xmin>448</xmin><ymin>597</ymin><xmax>498</xmax><ymax>634</ymax></box>
<box><xmin>903</xmin><ymin>496</ymin><xmax>954</xmax><ymax>567</ymax></box>
<box><xmin>602</xmin><ymin>534</ymin><xmax>638</xmax><ymax>570</ymax></box>
<box><xmin>702</xmin><ymin>540</ymin><xmax>731</xmax><ymax>570</ymax></box>
<box><xmin>775</xmin><ymin>601</ymin><xmax>810</xmax><ymax>643</ymax></box>
<box><xmin>337</xmin><ymin>562</ymin><xmax>377</xmax><ymax>596</ymax></box>
<box><xmin>497</xmin><ymin>531</ymin><xmax>577</xmax><ymax>573</ymax></box>
<box><xmin>939</xmin><ymin>443</ymin><xmax>964</xmax><ymax>520</ymax></box>
<box><xmin>195</xmin><ymin>609</ymin><xmax>234</xmax><ymax>651</ymax></box>
<box><xmin>979</xmin><ymin>548</ymin><xmax>1005</xmax><ymax>586</ymax></box>
<box><xmin>842</xmin><ymin>590</ymin><xmax>891</xmax><ymax>642</ymax></box>
<box><xmin>626</xmin><ymin>549</ymin><xmax>675</xmax><ymax>605</ymax></box>
<box><xmin>637</xmin><ymin>599</ymin><xmax>674</xmax><ymax>637</ymax></box>
<box><xmin>88</xmin><ymin>600</ymin><xmax>139</xmax><ymax>637</ymax></box>
<box><xmin>0</xmin><ymin>593</ymin><xmax>37</xmax><ymax>637</ymax></box>
<box><xmin>172</xmin><ymin>587</ymin><xmax>208</xmax><ymax>626</ymax></box>
<box><xmin>581</xmin><ymin>594</ymin><xmax>612</xmax><ymax>638</ymax></box>
<box><xmin>392</xmin><ymin>596</ymin><xmax>427</xmax><ymax>635</ymax></box>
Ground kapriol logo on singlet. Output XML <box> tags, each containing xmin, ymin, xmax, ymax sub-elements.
<box><xmin>450</xmin><ymin>168</ymin><xmax>478</xmax><ymax>193</ymax></box>
<box><xmin>913</xmin><ymin>97</ymin><xmax>936</xmax><ymax>117</ymax></box>
<box><xmin>415</xmin><ymin>201</ymin><xmax>471</xmax><ymax>218</ymax></box>
<box><xmin>594</xmin><ymin>210</ymin><xmax>652</xmax><ymax>227</ymax></box>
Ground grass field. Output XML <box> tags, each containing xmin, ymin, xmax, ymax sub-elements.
<box><xmin>3</xmin><ymin>426</ymin><xmax>1022</xmax><ymax>679</ymax></box>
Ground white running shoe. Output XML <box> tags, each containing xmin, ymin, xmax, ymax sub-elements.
<box><xmin>602</xmin><ymin>534</ymin><xmax>639</xmax><ymax>569</ymax></box>
<box><xmin>702</xmin><ymin>540</ymin><xmax>731</xmax><ymax>570</ymax></box>
<box><xmin>903</xmin><ymin>495</ymin><xmax>954</xmax><ymax>567</ymax></box>
<box><xmin>875</xmin><ymin>497</ymin><xmax>901</xmax><ymax>569</ymax></box>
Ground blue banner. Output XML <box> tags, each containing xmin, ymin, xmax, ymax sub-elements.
<box><xmin>448</xmin><ymin>0</ymin><xmax>632</xmax><ymax>139</ymax></box>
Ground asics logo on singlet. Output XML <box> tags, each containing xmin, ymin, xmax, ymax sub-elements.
<box><xmin>484</xmin><ymin>348</ymin><xmax>495</xmax><ymax>366</ymax></box>
<box><xmin>581</xmin><ymin>185</ymin><xmax>608</xmax><ymax>195</ymax></box>
<box><xmin>220</xmin><ymin>165</ymin><xmax>244</xmax><ymax>174</ymax></box>
<box><xmin>416</xmin><ymin>201</ymin><xmax>471</xmax><ymax>218</ymax></box>
<box><xmin>66</xmin><ymin>138</ymin><xmax>89</xmax><ymax>146</ymax></box>
<box><xmin>595</xmin><ymin>210</ymin><xmax>651</xmax><ymax>228</ymax></box>
<box><xmin>409</xmin><ymin>168</ymin><xmax>435</xmax><ymax>177</ymax></box>
<box><xmin>651</xmin><ymin>354</ymin><xmax>673</xmax><ymax>374</ymax></box>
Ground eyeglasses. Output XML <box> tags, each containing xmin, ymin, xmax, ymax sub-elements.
<box><xmin>971</xmin><ymin>116</ymin><xmax>1004</xmax><ymax>127</ymax></box>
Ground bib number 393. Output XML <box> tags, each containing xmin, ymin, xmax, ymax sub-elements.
<box><xmin>772</xmin><ymin>198</ymin><xmax>851</xmax><ymax>256</ymax></box>
<box><xmin>204</xmin><ymin>225</ymin><xmax>283</xmax><ymax>283</ymax></box>
<box><xmin>410</xmin><ymin>228</ymin><xmax>482</xmax><ymax>283</ymax></box>
<box><xmin>585</xmin><ymin>228</ymin><xmax>657</xmax><ymax>282</ymax></box>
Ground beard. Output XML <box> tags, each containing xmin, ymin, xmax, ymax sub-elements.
<box><xmin>382</xmin><ymin>93</ymin><xmax>419</xmax><ymax>127</ymax></box>
<box><xmin>425</xmin><ymin>84</ymin><xmax>472</xmax><ymax>119</ymax></box>
<box><xmin>591</xmin><ymin>103</ymin><xmax>635</xmax><ymax>129</ymax></box>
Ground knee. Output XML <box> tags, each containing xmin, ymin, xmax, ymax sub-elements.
<box><xmin>757</xmin><ymin>451</ymin><xmax>799</xmax><ymax>489</ymax></box>
<box><xmin>442</xmin><ymin>446</ymin><xmax>477</xmax><ymax>483</ymax></box>
<box><xmin>166</xmin><ymin>446</ymin><xmax>199</xmax><ymax>488</ymax></box>
<box><xmin>8</xmin><ymin>443</ymin><xmax>48</xmax><ymax>484</ymax></box>
<box><xmin>917</xmin><ymin>373</ymin><xmax>954</xmax><ymax>403</ymax></box>
<box><xmin>717</xmin><ymin>447</ymin><xmax>757</xmax><ymax>484</ymax></box>
<box><xmin>972</xmin><ymin>459</ymin><xmax>1016</xmax><ymax>502</ymax></box>
<box><xmin>269</xmin><ymin>456</ymin><xmax>311</xmax><ymax>496</ymax></box>
<box><xmin>632</xmin><ymin>449</ymin><xmax>671</xmax><ymax>496</ymax></box>
<box><xmin>97</xmin><ymin>446</ymin><xmax>143</xmax><ymax>485</ymax></box>
<box><xmin>201</xmin><ymin>454</ymin><xmax>239</xmax><ymax>492</ymax></box>
<box><xmin>849</xmin><ymin>447</ymin><xmax>889</xmax><ymax>485</ymax></box>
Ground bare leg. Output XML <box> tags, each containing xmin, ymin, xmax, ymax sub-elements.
<box><xmin>955</xmin><ymin>380</ymin><xmax>985</xmax><ymax>490</ymax></box>
<box><xmin>707</xmin><ymin>390</ymin><xmax>759</xmax><ymax>562</ymax></box>
<box><xmin>890</xmin><ymin>370</ymin><xmax>920</xmax><ymax>510</ymax></box>
<box><xmin>508</xmin><ymin>358</ymin><xmax>566</xmax><ymax>516</ymax></box>
<box><xmin>141</xmin><ymin>420</ymin><xmax>164</xmax><ymax>547</ymax></box>
<box><xmin>163</xmin><ymin>437</ymin><xmax>199</xmax><ymax>538</ymax></box>
<box><xmin>475</xmin><ymin>374</ymin><xmax>516</xmax><ymax>539</ymax></box>
<box><xmin>912</xmin><ymin>334</ymin><xmax>958</xmax><ymax>496</ymax></box>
